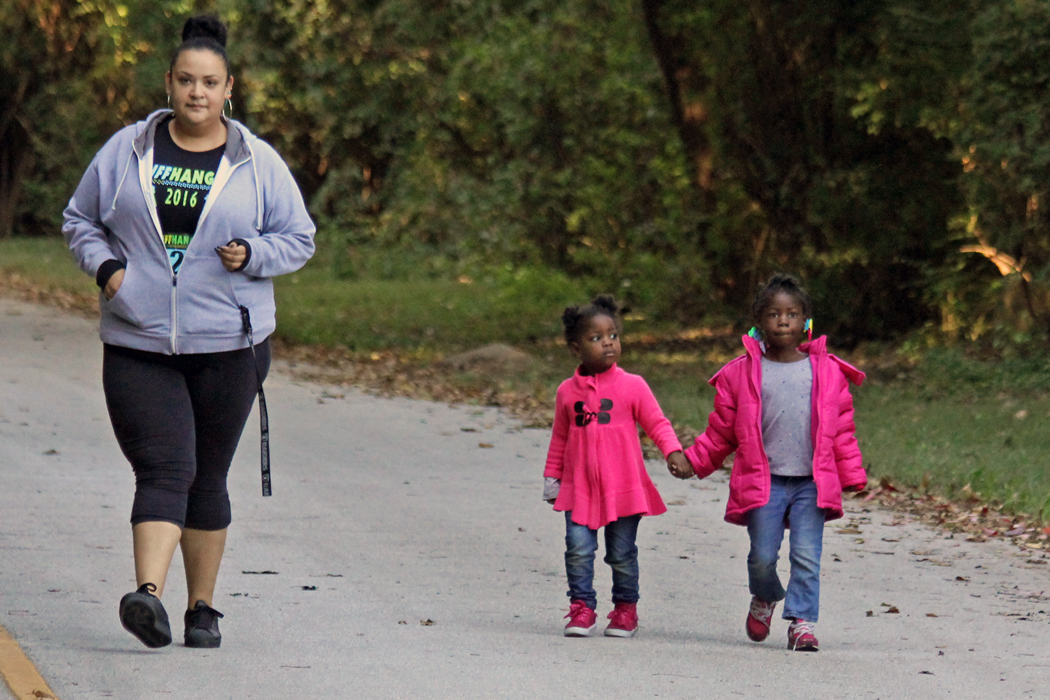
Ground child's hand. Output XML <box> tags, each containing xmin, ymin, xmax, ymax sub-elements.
<box><xmin>667</xmin><ymin>451</ymin><xmax>694</xmax><ymax>479</ymax></box>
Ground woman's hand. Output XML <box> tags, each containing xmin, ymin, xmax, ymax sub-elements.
<box><xmin>667</xmin><ymin>451</ymin><xmax>694</xmax><ymax>480</ymax></box>
<box><xmin>215</xmin><ymin>242</ymin><xmax>247</xmax><ymax>272</ymax></box>
<box><xmin>104</xmin><ymin>268</ymin><xmax>125</xmax><ymax>300</ymax></box>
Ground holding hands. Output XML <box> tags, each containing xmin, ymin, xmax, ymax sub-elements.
<box><xmin>667</xmin><ymin>450</ymin><xmax>693</xmax><ymax>480</ymax></box>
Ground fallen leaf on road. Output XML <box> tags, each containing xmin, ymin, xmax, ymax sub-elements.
<box><xmin>866</xmin><ymin>610</ymin><xmax>873</xmax><ymax>617</ymax></box>
<box><xmin>836</xmin><ymin>528</ymin><xmax>862</xmax><ymax>535</ymax></box>
<box><xmin>926</xmin><ymin>613</ymin><xmax>938</xmax><ymax>617</ymax></box>
<box><xmin>478</xmin><ymin>442</ymin><xmax>494</xmax><ymax>448</ymax></box>
<box><xmin>420</xmin><ymin>619</ymin><xmax>435</xmax><ymax>626</ymax></box>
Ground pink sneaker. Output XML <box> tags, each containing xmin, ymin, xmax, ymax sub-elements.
<box><xmin>563</xmin><ymin>600</ymin><xmax>597</xmax><ymax>637</ymax></box>
<box><xmin>604</xmin><ymin>602</ymin><xmax>638</xmax><ymax>638</ymax></box>
<box><xmin>787</xmin><ymin>618</ymin><xmax>819</xmax><ymax>651</ymax></box>
<box><xmin>746</xmin><ymin>596</ymin><xmax>777</xmax><ymax>642</ymax></box>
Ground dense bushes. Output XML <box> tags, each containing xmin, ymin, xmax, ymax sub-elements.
<box><xmin>4</xmin><ymin>0</ymin><xmax>1048</xmax><ymax>347</ymax></box>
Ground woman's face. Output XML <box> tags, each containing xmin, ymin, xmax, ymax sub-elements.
<box><xmin>165</xmin><ymin>48</ymin><xmax>232</xmax><ymax>131</ymax></box>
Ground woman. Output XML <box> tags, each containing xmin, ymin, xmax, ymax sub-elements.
<box><xmin>62</xmin><ymin>15</ymin><xmax>315</xmax><ymax>649</ymax></box>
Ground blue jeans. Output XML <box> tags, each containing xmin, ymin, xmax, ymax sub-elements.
<box><xmin>564</xmin><ymin>512</ymin><xmax>641</xmax><ymax>609</ymax></box>
<box><xmin>746</xmin><ymin>475</ymin><xmax>825</xmax><ymax>622</ymax></box>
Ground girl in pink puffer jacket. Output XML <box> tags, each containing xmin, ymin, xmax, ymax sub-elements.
<box><xmin>669</xmin><ymin>273</ymin><xmax>866</xmax><ymax>652</ymax></box>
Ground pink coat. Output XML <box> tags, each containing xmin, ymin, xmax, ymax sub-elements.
<box><xmin>684</xmin><ymin>335</ymin><xmax>866</xmax><ymax>526</ymax></box>
<box><xmin>544</xmin><ymin>365</ymin><xmax>682</xmax><ymax>529</ymax></box>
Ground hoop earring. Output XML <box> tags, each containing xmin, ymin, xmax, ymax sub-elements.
<box><xmin>222</xmin><ymin>98</ymin><xmax>232</xmax><ymax>121</ymax></box>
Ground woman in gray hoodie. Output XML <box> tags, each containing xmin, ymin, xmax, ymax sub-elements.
<box><xmin>63</xmin><ymin>15</ymin><xmax>315</xmax><ymax>650</ymax></box>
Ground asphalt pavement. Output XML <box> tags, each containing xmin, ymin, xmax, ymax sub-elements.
<box><xmin>1</xmin><ymin>297</ymin><xmax>1049</xmax><ymax>700</ymax></box>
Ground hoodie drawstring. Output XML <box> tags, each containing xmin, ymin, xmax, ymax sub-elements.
<box><xmin>111</xmin><ymin>150</ymin><xmax>135</xmax><ymax>211</ymax></box>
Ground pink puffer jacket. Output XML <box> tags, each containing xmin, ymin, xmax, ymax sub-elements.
<box><xmin>684</xmin><ymin>335</ymin><xmax>866</xmax><ymax>525</ymax></box>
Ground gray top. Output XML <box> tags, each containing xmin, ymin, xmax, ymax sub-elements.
<box><xmin>760</xmin><ymin>356</ymin><xmax>814</xmax><ymax>476</ymax></box>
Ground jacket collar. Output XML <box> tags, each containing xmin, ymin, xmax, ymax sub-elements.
<box><xmin>798</xmin><ymin>335</ymin><xmax>828</xmax><ymax>356</ymax></box>
<box><xmin>571</xmin><ymin>363</ymin><xmax>624</xmax><ymax>389</ymax></box>
<box><xmin>742</xmin><ymin>333</ymin><xmax>829</xmax><ymax>360</ymax></box>
<box><xmin>132</xmin><ymin>110</ymin><xmax>252</xmax><ymax>164</ymax></box>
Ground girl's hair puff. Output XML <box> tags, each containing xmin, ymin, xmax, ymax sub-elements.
<box><xmin>170</xmin><ymin>15</ymin><xmax>230</xmax><ymax>76</ymax></box>
<box><xmin>751</xmin><ymin>272</ymin><xmax>813</xmax><ymax>321</ymax></box>
<box><xmin>562</xmin><ymin>294</ymin><xmax>623</xmax><ymax>346</ymax></box>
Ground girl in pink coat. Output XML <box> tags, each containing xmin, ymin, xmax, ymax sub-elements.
<box><xmin>669</xmin><ymin>274</ymin><xmax>866</xmax><ymax>651</ymax></box>
<box><xmin>544</xmin><ymin>295</ymin><xmax>691</xmax><ymax>638</ymax></box>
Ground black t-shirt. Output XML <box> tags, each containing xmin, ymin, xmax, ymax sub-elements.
<box><xmin>152</xmin><ymin>119</ymin><xmax>225</xmax><ymax>274</ymax></box>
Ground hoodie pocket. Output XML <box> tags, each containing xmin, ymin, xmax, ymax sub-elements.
<box><xmin>177</xmin><ymin>249</ymin><xmax>244</xmax><ymax>337</ymax></box>
<box><xmin>102</xmin><ymin>263</ymin><xmax>167</xmax><ymax>331</ymax></box>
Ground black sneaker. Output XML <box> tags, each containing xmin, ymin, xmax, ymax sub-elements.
<box><xmin>119</xmin><ymin>583</ymin><xmax>172</xmax><ymax>648</ymax></box>
<box><xmin>184</xmin><ymin>600</ymin><xmax>224</xmax><ymax>648</ymax></box>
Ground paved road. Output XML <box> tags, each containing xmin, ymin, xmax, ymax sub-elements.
<box><xmin>1</xmin><ymin>297</ymin><xmax>1049</xmax><ymax>700</ymax></box>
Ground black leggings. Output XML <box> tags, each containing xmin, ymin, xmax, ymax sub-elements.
<box><xmin>102</xmin><ymin>341</ymin><xmax>270</xmax><ymax>530</ymax></box>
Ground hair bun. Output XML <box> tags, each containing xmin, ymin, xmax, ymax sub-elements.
<box><xmin>590</xmin><ymin>294</ymin><xmax>619</xmax><ymax>315</ymax></box>
<box><xmin>182</xmin><ymin>15</ymin><xmax>227</xmax><ymax>47</ymax></box>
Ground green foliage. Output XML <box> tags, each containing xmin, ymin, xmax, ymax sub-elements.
<box><xmin>0</xmin><ymin>0</ymin><xmax>200</xmax><ymax>237</ymax></box>
<box><xmin>645</xmin><ymin>0</ymin><xmax>966</xmax><ymax>343</ymax></box>
<box><xmin>12</xmin><ymin>0</ymin><xmax>1050</xmax><ymax>352</ymax></box>
<box><xmin>233</xmin><ymin>0</ymin><xmax>707</xmax><ymax>320</ymax></box>
<box><xmin>952</xmin><ymin>0</ymin><xmax>1050</xmax><ymax>337</ymax></box>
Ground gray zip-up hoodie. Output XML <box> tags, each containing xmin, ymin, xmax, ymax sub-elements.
<box><xmin>63</xmin><ymin>110</ymin><xmax>316</xmax><ymax>355</ymax></box>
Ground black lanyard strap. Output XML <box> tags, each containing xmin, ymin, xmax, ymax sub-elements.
<box><xmin>239</xmin><ymin>305</ymin><xmax>272</xmax><ymax>497</ymax></box>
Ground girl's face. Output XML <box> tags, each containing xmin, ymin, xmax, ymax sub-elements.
<box><xmin>757</xmin><ymin>291</ymin><xmax>807</xmax><ymax>351</ymax></box>
<box><xmin>571</xmin><ymin>314</ymin><xmax>621</xmax><ymax>375</ymax></box>
<box><xmin>165</xmin><ymin>49</ymin><xmax>232</xmax><ymax>132</ymax></box>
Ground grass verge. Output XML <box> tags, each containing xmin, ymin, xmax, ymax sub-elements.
<box><xmin>3</xmin><ymin>236</ymin><xmax>1050</xmax><ymax>531</ymax></box>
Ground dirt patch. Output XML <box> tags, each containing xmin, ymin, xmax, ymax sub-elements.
<box><xmin>0</xmin><ymin>271</ymin><xmax>98</xmax><ymax>317</ymax></box>
<box><xmin>272</xmin><ymin>340</ymin><xmax>554</xmax><ymax>428</ymax></box>
<box><xmin>439</xmin><ymin>343</ymin><xmax>535</xmax><ymax>374</ymax></box>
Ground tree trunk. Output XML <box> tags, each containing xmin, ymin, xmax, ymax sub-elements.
<box><xmin>639</xmin><ymin>0</ymin><xmax>715</xmax><ymax>204</ymax></box>
<box><xmin>0</xmin><ymin>119</ymin><xmax>32</xmax><ymax>238</ymax></box>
